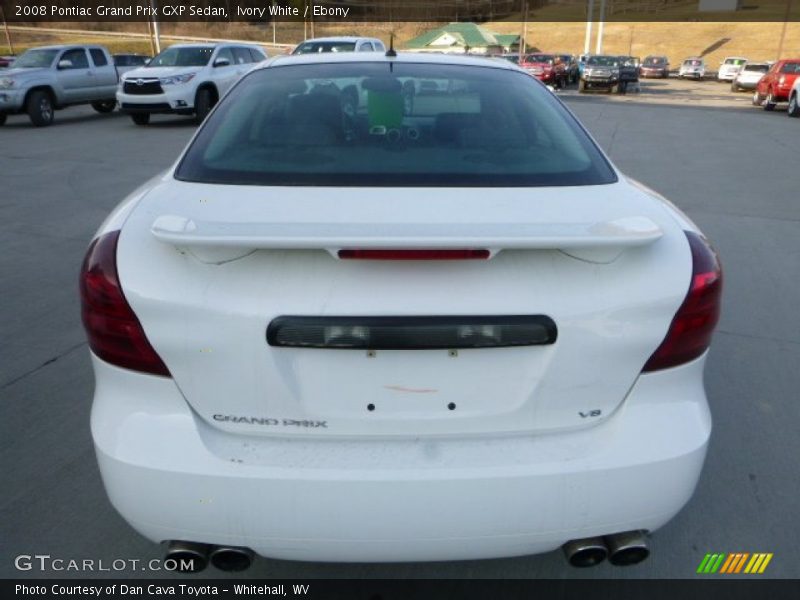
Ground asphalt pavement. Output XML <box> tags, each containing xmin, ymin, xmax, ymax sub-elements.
<box><xmin>1</xmin><ymin>78</ymin><xmax>798</xmax><ymax>579</ymax></box>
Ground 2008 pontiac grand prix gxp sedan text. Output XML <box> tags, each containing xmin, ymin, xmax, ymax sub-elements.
<box><xmin>80</xmin><ymin>52</ymin><xmax>722</xmax><ymax>572</ymax></box>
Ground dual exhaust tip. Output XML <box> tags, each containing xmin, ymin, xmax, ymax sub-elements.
<box><xmin>164</xmin><ymin>541</ymin><xmax>254</xmax><ymax>573</ymax></box>
<box><xmin>166</xmin><ymin>531</ymin><xmax>647</xmax><ymax>572</ymax></box>
<box><xmin>562</xmin><ymin>530</ymin><xmax>650</xmax><ymax>567</ymax></box>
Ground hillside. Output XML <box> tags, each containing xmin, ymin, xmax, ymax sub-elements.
<box><xmin>2</xmin><ymin>20</ymin><xmax>799</xmax><ymax>64</ymax></box>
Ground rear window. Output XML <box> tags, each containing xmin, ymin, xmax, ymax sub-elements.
<box><xmin>744</xmin><ymin>64</ymin><xmax>769</xmax><ymax>73</ymax></box>
<box><xmin>724</xmin><ymin>58</ymin><xmax>746</xmax><ymax>65</ymax></box>
<box><xmin>779</xmin><ymin>62</ymin><xmax>800</xmax><ymax>74</ymax></box>
<box><xmin>176</xmin><ymin>62</ymin><xmax>617</xmax><ymax>187</ymax></box>
<box><xmin>526</xmin><ymin>54</ymin><xmax>555</xmax><ymax>64</ymax></box>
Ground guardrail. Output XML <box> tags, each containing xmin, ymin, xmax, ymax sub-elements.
<box><xmin>6</xmin><ymin>25</ymin><xmax>295</xmax><ymax>52</ymax></box>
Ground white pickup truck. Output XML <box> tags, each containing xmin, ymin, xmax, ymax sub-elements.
<box><xmin>0</xmin><ymin>45</ymin><xmax>118</xmax><ymax>127</ymax></box>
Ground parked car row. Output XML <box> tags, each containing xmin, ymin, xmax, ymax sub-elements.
<box><xmin>0</xmin><ymin>42</ymin><xmax>270</xmax><ymax>127</ymax></box>
<box><xmin>1</xmin><ymin>37</ymin><xmax>398</xmax><ymax>127</ymax></box>
<box><xmin>752</xmin><ymin>59</ymin><xmax>800</xmax><ymax>116</ymax></box>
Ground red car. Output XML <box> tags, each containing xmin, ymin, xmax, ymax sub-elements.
<box><xmin>753</xmin><ymin>59</ymin><xmax>800</xmax><ymax>111</ymax></box>
<box><xmin>519</xmin><ymin>53</ymin><xmax>568</xmax><ymax>88</ymax></box>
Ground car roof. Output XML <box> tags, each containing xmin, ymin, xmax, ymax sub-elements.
<box><xmin>163</xmin><ymin>43</ymin><xmax>261</xmax><ymax>50</ymax></box>
<box><xmin>298</xmin><ymin>37</ymin><xmax>379</xmax><ymax>43</ymax></box>
<box><xmin>24</xmin><ymin>45</ymin><xmax>103</xmax><ymax>51</ymax></box>
<box><xmin>264</xmin><ymin>51</ymin><xmax>519</xmax><ymax>72</ymax></box>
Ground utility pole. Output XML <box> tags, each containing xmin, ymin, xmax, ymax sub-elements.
<box><xmin>520</xmin><ymin>1</ymin><xmax>528</xmax><ymax>57</ymax></box>
<box><xmin>146</xmin><ymin>19</ymin><xmax>156</xmax><ymax>57</ymax></box>
<box><xmin>595</xmin><ymin>0</ymin><xmax>606</xmax><ymax>55</ymax></box>
<box><xmin>776</xmin><ymin>0</ymin><xmax>794</xmax><ymax>61</ymax></box>
<box><xmin>0</xmin><ymin>5</ymin><xmax>14</xmax><ymax>55</ymax></box>
<box><xmin>272</xmin><ymin>1</ymin><xmax>276</xmax><ymax>45</ymax></box>
<box><xmin>584</xmin><ymin>0</ymin><xmax>594</xmax><ymax>55</ymax></box>
<box><xmin>150</xmin><ymin>0</ymin><xmax>161</xmax><ymax>54</ymax></box>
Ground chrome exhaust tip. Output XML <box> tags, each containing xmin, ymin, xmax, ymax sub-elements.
<box><xmin>164</xmin><ymin>540</ymin><xmax>210</xmax><ymax>573</ymax></box>
<box><xmin>605</xmin><ymin>530</ymin><xmax>650</xmax><ymax>566</ymax></box>
<box><xmin>209</xmin><ymin>546</ymin><xmax>255</xmax><ymax>572</ymax></box>
<box><xmin>562</xmin><ymin>537</ymin><xmax>608</xmax><ymax>567</ymax></box>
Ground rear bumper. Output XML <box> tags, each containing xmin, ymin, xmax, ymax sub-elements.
<box><xmin>91</xmin><ymin>353</ymin><xmax>712</xmax><ymax>562</ymax></box>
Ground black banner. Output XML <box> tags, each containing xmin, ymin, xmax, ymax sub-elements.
<box><xmin>5</xmin><ymin>579</ymin><xmax>800</xmax><ymax>600</ymax></box>
<box><xmin>1</xmin><ymin>0</ymin><xmax>800</xmax><ymax>23</ymax></box>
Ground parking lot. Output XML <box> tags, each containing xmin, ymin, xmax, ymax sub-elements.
<box><xmin>1</xmin><ymin>76</ymin><xmax>798</xmax><ymax>579</ymax></box>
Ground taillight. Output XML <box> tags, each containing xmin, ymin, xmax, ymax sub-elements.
<box><xmin>642</xmin><ymin>231</ymin><xmax>722</xmax><ymax>372</ymax></box>
<box><xmin>79</xmin><ymin>230</ymin><xmax>171</xmax><ymax>377</ymax></box>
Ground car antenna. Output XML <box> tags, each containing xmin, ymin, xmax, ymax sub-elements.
<box><xmin>386</xmin><ymin>33</ymin><xmax>397</xmax><ymax>58</ymax></box>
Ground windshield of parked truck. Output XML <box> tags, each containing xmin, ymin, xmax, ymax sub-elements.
<box><xmin>779</xmin><ymin>62</ymin><xmax>800</xmax><ymax>74</ymax></box>
<box><xmin>13</xmin><ymin>49</ymin><xmax>59</xmax><ymax>68</ymax></box>
<box><xmin>148</xmin><ymin>47</ymin><xmax>214</xmax><ymax>68</ymax></box>
<box><xmin>587</xmin><ymin>56</ymin><xmax>619</xmax><ymax>67</ymax></box>
<box><xmin>293</xmin><ymin>41</ymin><xmax>357</xmax><ymax>54</ymax></box>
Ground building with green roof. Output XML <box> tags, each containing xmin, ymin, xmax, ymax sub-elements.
<box><xmin>405</xmin><ymin>23</ymin><xmax>520</xmax><ymax>55</ymax></box>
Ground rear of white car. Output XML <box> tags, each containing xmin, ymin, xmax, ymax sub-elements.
<box><xmin>717</xmin><ymin>57</ymin><xmax>747</xmax><ymax>82</ymax></box>
<box><xmin>731</xmin><ymin>62</ymin><xmax>770</xmax><ymax>91</ymax></box>
<box><xmin>679</xmin><ymin>58</ymin><xmax>706</xmax><ymax>80</ymax></box>
<box><xmin>83</xmin><ymin>54</ymin><xmax>721</xmax><ymax>570</ymax></box>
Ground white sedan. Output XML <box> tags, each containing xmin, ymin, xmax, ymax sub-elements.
<box><xmin>81</xmin><ymin>52</ymin><xmax>722</xmax><ymax>572</ymax></box>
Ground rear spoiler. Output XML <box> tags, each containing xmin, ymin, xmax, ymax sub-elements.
<box><xmin>151</xmin><ymin>215</ymin><xmax>663</xmax><ymax>263</ymax></box>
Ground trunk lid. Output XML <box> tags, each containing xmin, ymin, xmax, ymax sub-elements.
<box><xmin>117</xmin><ymin>177</ymin><xmax>689</xmax><ymax>438</ymax></box>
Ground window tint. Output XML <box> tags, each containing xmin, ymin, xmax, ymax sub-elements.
<box><xmin>360</xmin><ymin>42</ymin><xmax>375</xmax><ymax>52</ymax></box>
<box><xmin>89</xmin><ymin>49</ymin><xmax>108</xmax><ymax>67</ymax></box>
<box><xmin>779</xmin><ymin>62</ymin><xmax>800</xmax><ymax>74</ymax></box>
<box><xmin>744</xmin><ymin>64</ymin><xmax>769</xmax><ymax>73</ymax></box>
<box><xmin>176</xmin><ymin>62</ymin><xmax>617</xmax><ymax>187</ymax></box>
<box><xmin>149</xmin><ymin>46</ymin><xmax>213</xmax><ymax>67</ymax></box>
<box><xmin>61</xmin><ymin>49</ymin><xmax>89</xmax><ymax>69</ymax></box>
<box><xmin>216</xmin><ymin>47</ymin><xmax>235</xmax><ymax>66</ymax></box>
<box><xmin>13</xmin><ymin>48</ymin><xmax>58</xmax><ymax>68</ymax></box>
<box><xmin>233</xmin><ymin>47</ymin><xmax>252</xmax><ymax>65</ymax></box>
<box><xmin>249</xmin><ymin>48</ymin><xmax>266</xmax><ymax>62</ymax></box>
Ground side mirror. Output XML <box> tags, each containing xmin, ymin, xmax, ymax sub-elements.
<box><xmin>213</xmin><ymin>58</ymin><xmax>231</xmax><ymax>68</ymax></box>
<box><xmin>57</xmin><ymin>59</ymin><xmax>73</xmax><ymax>69</ymax></box>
